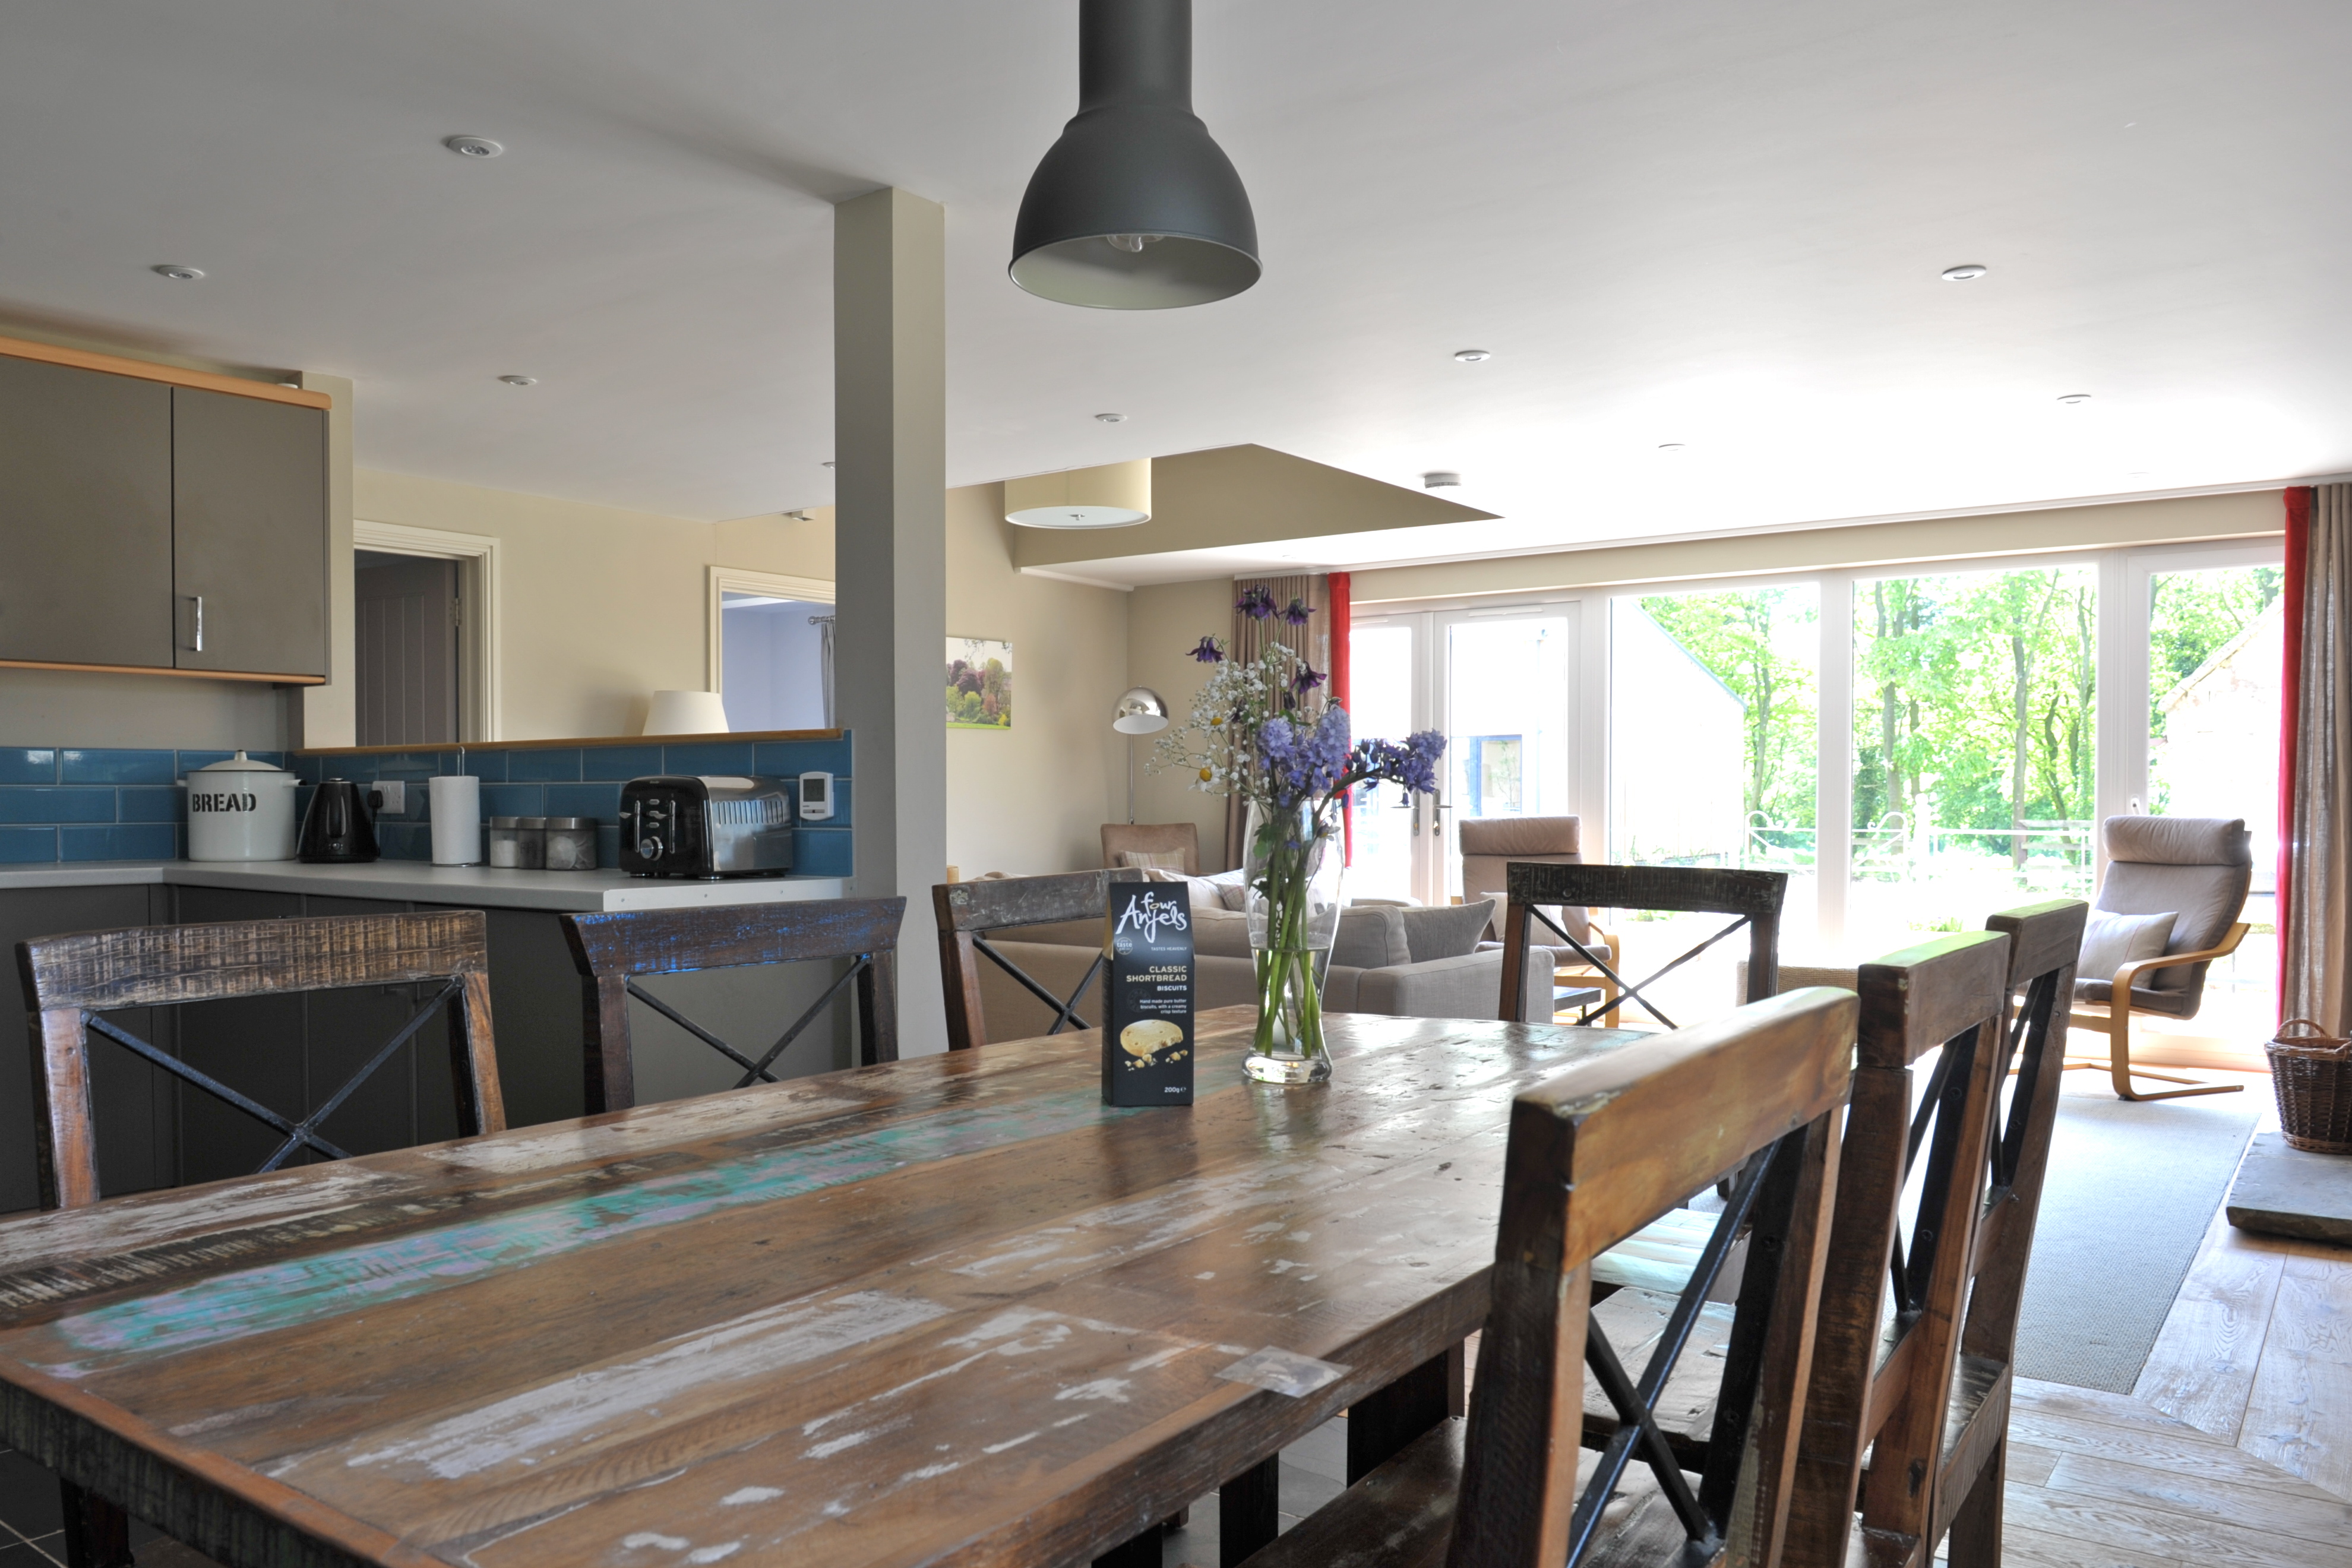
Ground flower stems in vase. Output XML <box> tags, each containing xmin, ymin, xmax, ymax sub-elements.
<box><xmin>1150</xmin><ymin>592</ymin><xmax>1445</xmax><ymax>1088</ymax></box>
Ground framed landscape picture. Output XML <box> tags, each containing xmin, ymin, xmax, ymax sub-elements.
<box><xmin>946</xmin><ymin>637</ymin><xmax>1013</xmax><ymax>729</ymax></box>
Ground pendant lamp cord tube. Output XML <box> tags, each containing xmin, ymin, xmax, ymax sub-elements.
<box><xmin>1080</xmin><ymin>0</ymin><xmax>1191</xmax><ymax>111</ymax></box>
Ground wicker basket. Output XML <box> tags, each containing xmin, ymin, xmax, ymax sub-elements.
<box><xmin>2268</xmin><ymin>1018</ymin><xmax>2352</xmax><ymax>1155</ymax></box>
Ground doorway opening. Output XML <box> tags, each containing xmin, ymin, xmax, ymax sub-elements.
<box><xmin>720</xmin><ymin>594</ymin><xmax>833</xmax><ymax>730</ymax></box>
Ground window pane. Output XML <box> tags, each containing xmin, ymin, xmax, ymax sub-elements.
<box><xmin>1346</xmin><ymin>623</ymin><xmax>1417</xmax><ymax>903</ymax></box>
<box><xmin>2148</xmin><ymin>563</ymin><xmax>2283</xmax><ymax>1041</ymax></box>
<box><xmin>1611</xmin><ymin>587</ymin><xmax>1818</xmax><ymax>1016</ymax></box>
<box><xmin>1849</xmin><ymin>567</ymin><xmax>2097</xmax><ymax>954</ymax></box>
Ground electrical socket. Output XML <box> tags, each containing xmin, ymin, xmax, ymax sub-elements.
<box><xmin>374</xmin><ymin>781</ymin><xmax>406</xmax><ymax>815</ymax></box>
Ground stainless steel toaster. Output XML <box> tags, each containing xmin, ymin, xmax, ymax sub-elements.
<box><xmin>619</xmin><ymin>775</ymin><xmax>796</xmax><ymax>878</ymax></box>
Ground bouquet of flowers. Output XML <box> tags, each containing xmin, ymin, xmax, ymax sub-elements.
<box><xmin>1152</xmin><ymin>590</ymin><xmax>1444</xmax><ymax>1079</ymax></box>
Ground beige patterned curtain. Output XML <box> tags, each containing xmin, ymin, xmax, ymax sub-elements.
<box><xmin>2284</xmin><ymin>483</ymin><xmax>2352</xmax><ymax>1029</ymax></box>
<box><xmin>1223</xmin><ymin>574</ymin><xmax>1332</xmax><ymax>869</ymax></box>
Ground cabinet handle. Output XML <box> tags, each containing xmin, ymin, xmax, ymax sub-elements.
<box><xmin>186</xmin><ymin>595</ymin><xmax>205</xmax><ymax>653</ymax></box>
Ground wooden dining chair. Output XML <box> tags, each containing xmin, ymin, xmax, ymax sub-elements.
<box><xmin>1784</xmin><ymin>898</ymin><xmax>2084</xmax><ymax>1568</ymax></box>
<box><xmin>933</xmin><ymin>870</ymin><xmax>1145</xmax><ymax>1051</ymax></box>
<box><xmin>18</xmin><ymin>909</ymin><xmax>508</xmax><ymax>1568</ymax></box>
<box><xmin>1497</xmin><ymin>861</ymin><xmax>1788</xmax><ymax>1029</ymax></box>
<box><xmin>561</xmin><ymin>897</ymin><xmax>906</xmax><ymax>1114</ymax></box>
<box><xmin>1233</xmin><ymin>987</ymin><xmax>1853</xmax><ymax>1568</ymax></box>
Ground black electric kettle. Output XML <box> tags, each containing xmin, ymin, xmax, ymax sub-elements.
<box><xmin>298</xmin><ymin>779</ymin><xmax>380</xmax><ymax>863</ymax></box>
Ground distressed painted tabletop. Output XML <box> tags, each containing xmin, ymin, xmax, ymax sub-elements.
<box><xmin>0</xmin><ymin>1006</ymin><xmax>1643</xmax><ymax>1568</ymax></box>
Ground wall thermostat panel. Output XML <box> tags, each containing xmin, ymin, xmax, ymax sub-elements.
<box><xmin>798</xmin><ymin>772</ymin><xmax>835</xmax><ymax>821</ymax></box>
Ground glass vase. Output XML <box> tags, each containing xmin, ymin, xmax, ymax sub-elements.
<box><xmin>1243</xmin><ymin>801</ymin><xmax>1345</xmax><ymax>1085</ymax></box>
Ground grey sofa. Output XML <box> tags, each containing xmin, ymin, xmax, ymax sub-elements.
<box><xmin>970</xmin><ymin>899</ymin><xmax>1558</xmax><ymax>1042</ymax></box>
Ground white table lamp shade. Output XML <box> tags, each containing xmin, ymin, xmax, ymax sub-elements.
<box><xmin>644</xmin><ymin>690</ymin><xmax>731</xmax><ymax>735</ymax></box>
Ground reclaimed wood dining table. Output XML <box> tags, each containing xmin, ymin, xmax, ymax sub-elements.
<box><xmin>0</xmin><ymin>1005</ymin><xmax>1646</xmax><ymax>1568</ymax></box>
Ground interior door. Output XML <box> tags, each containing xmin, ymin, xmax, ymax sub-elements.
<box><xmin>355</xmin><ymin>551</ymin><xmax>460</xmax><ymax>747</ymax></box>
<box><xmin>0</xmin><ymin>355</ymin><xmax>174</xmax><ymax>668</ymax></box>
<box><xmin>173</xmin><ymin>386</ymin><xmax>328</xmax><ymax>676</ymax></box>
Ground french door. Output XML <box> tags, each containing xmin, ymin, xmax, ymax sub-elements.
<box><xmin>1346</xmin><ymin>604</ymin><xmax>1581</xmax><ymax>906</ymax></box>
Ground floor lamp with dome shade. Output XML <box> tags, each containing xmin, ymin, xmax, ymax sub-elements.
<box><xmin>1113</xmin><ymin>688</ymin><xmax>1169</xmax><ymax>823</ymax></box>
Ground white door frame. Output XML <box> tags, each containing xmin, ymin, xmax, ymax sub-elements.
<box><xmin>707</xmin><ymin>566</ymin><xmax>835</xmax><ymax>696</ymax></box>
<box><xmin>353</xmin><ymin>519</ymin><xmax>502</xmax><ymax>742</ymax></box>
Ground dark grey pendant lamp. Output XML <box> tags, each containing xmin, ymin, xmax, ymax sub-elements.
<box><xmin>1010</xmin><ymin>0</ymin><xmax>1259</xmax><ymax>309</ymax></box>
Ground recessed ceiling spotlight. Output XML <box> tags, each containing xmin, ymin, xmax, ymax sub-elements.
<box><xmin>1941</xmin><ymin>264</ymin><xmax>1988</xmax><ymax>282</ymax></box>
<box><xmin>151</xmin><ymin>264</ymin><xmax>204</xmax><ymax>281</ymax></box>
<box><xmin>1658</xmin><ymin>442</ymin><xmax>1687</xmax><ymax>453</ymax></box>
<box><xmin>1422</xmin><ymin>470</ymin><xmax>1460</xmax><ymax>489</ymax></box>
<box><xmin>821</xmin><ymin>460</ymin><xmax>836</xmax><ymax>469</ymax></box>
<box><xmin>2056</xmin><ymin>393</ymin><xmax>2092</xmax><ymax>405</ymax></box>
<box><xmin>498</xmin><ymin>375</ymin><xmax>536</xmax><ymax>387</ymax></box>
<box><xmin>1095</xmin><ymin>412</ymin><xmax>1127</xmax><ymax>423</ymax></box>
<box><xmin>1453</xmin><ymin>349</ymin><xmax>1492</xmax><ymax>363</ymax></box>
<box><xmin>444</xmin><ymin>135</ymin><xmax>504</xmax><ymax>159</ymax></box>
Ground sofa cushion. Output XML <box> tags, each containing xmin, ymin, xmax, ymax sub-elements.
<box><xmin>1190</xmin><ymin>906</ymin><xmax>1257</xmax><ymax>959</ymax></box>
<box><xmin>1330</xmin><ymin>904</ymin><xmax>1412</xmax><ymax>969</ymax></box>
<box><xmin>1401</xmin><ymin>899</ymin><xmax>1496</xmax><ymax>963</ymax></box>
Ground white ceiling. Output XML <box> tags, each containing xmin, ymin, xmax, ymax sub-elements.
<box><xmin>4</xmin><ymin>1</ymin><xmax>2347</xmax><ymax>554</ymax></box>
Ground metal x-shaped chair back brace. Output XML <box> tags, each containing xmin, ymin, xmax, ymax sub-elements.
<box><xmin>83</xmin><ymin>979</ymin><xmax>464</xmax><ymax>1174</ymax></box>
<box><xmin>1569</xmin><ymin>1123</ymin><xmax>1815</xmax><ymax>1563</ymax></box>
<box><xmin>623</xmin><ymin>951</ymin><xmax>877</xmax><ymax>1090</ymax></box>
<box><xmin>934</xmin><ymin>870</ymin><xmax>1147</xmax><ymax>1051</ymax></box>
<box><xmin>1500</xmin><ymin>861</ymin><xmax>1790</xmax><ymax>1029</ymax></box>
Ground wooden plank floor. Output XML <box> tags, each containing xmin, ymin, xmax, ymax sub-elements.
<box><xmin>1960</xmin><ymin>1067</ymin><xmax>2352</xmax><ymax>1568</ymax></box>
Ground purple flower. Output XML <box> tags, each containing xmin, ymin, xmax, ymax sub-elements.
<box><xmin>1190</xmin><ymin>636</ymin><xmax>1225</xmax><ymax>663</ymax></box>
<box><xmin>1279</xmin><ymin>597</ymin><xmax>1316</xmax><ymax>626</ymax></box>
<box><xmin>1256</xmin><ymin>706</ymin><xmax>1353</xmax><ymax>810</ymax></box>
<box><xmin>1346</xmin><ymin>729</ymin><xmax>1444</xmax><ymax>799</ymax></box>
<box><xmin>1292</xmin><ymin>662</ymin><xmax>1325</xmax><ymax>696</ymax></box>
<box><xmin>1235</xmin><ymin>586</ymin><xmax>1276</xmax><ymax>621</ymax></box>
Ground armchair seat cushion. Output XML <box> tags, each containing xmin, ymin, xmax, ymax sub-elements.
<box><xmin>2073</xmin><ymin>977</ymin><xmax>2198</xmax><ymax>1016</ymax></box>
<box><xmin>2096</xmin><ymin>815</ymin><xmax>2252</xmax><ymax>994</ymax></box>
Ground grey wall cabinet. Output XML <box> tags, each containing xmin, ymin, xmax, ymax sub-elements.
<box><xmin>0</xmin><ymin>355</ymin><xmax>176</xmax><ymax>669</ymax></box>
<box><xmin>0</xmin><ymin>344</ymin><xmax>328</xmax><ymax>681</ymax></box>
<box><xmin>172</xmin><ymin>387</ymin><xmax>329</xmax><ymax>678</ymax></box>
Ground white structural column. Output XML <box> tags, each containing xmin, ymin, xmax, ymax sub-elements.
<box><xmin>834</xmin><ymin>187</ymin><xmax>949</xmax><ymax>1055</ymax></box>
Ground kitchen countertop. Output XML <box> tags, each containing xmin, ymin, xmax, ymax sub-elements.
<box><xmin>0</xmin><ymin>859</ymin><xmax>849</xmax><ymax>913</ymax></box>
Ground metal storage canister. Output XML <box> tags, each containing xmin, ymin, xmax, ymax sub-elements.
<box><xmin>486</xmin><ymin>823</ymin><xmax>529</xmax><ymax>870</ymax></box>
<box><xmin>544</xmin><ymin>817</ymin><xmax>598</xmax><ymax>871</ymax></box>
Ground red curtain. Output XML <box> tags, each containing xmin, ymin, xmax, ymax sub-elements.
<box><xmin>2280</xmin><ymin>486</ymin><xmax>2313</xmax><ymax>1016</ymax></box>
<box><xmin>1330</xmin><ymin>573</ymin><xmax>1353</xmax><ymax>862</ymax></box>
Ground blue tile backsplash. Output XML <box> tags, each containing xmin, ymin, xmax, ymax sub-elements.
<box><xmin>0</xmin><ymin>736</ymin><xmax>851</xmax><ymax>873</ymax></box>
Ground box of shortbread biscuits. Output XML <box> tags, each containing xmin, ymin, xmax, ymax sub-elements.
<box><xmin>1102</xmin><ymin>880</ymin><xmax>1195</xmax><ymax>1107</ymax></box>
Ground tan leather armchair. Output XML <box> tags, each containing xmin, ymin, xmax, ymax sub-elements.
<box><xmin>1457</xmin><ymin>815</ymin><xmax>1622</xmax><ymax>1025</ymax></box>
<box><xmin>1099</xmin><ymin>821</ymin><xmax>1200</xmax><ymax>875</ymax></box>
<box><xmin>2068</xmin><ymin>815</ymin><xmax>2252</xmax><ymax>1101</ymax></box>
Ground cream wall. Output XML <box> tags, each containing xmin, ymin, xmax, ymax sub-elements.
<box><xmin>1127</xmin><ymin>577</ymin><xmax>1238</xmax><ymax>870</ymax></box>
<box><xmin>1353</xmin><ymin>489</ymin><xmax>2285</xmax><ymax>603</ymax></box>
<box><xmin>353</xmin><ymin>471</ymin><xmax>833</xmax><ymax>740</ymax></box>
<box><xmin>944</xmin><ymin>483</ymin><xmax>1129</xmax><ymax>877</ymax></box>
<box><xmin>0</xmin><ymin>669</ymin><xmax>292</xmax><ymax>750</ymax></box>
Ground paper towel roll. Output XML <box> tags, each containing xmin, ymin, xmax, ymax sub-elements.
<box><xmin>429</xmin><ymin>775</ymin><xmax>482</xmax><ymax>865</ymax></box>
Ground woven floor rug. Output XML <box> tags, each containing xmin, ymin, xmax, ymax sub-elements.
<box><xmin>2012</xmin><ymin>1081</ymin><xmax>2261</xmax><ymax>1392</ymax></box>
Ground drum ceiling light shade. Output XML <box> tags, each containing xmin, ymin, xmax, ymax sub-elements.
<box><xmin>1004</xmin><ymin>459</ymin><xmax>1153</xmax><ymax>529</ymax></box>
<box><xmin>643</xmin><ymin>690</ymin><xmax>731</xmax><ymax>735</ymax></box>
<box><xmin>1010</xmin><ymin>0</ymin><xmax>1259</xmax><ymax>310</ymax></box>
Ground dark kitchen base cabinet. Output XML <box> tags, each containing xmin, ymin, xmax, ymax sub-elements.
<box><xmin>0</xmin><ymin>887</ymin><xmax>855</xmax><ymax>1215</ymax></box>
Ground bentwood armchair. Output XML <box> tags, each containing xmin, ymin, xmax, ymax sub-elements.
<box><xmin>1459</xmin><ymin>815</ymin><xmax>1623</xmax><ymax>1025</ymax></box>
<box><xmin>2068</xmin><ymin>814</ymin><xmax>2252</xmax><ymax>1101</ymax></box>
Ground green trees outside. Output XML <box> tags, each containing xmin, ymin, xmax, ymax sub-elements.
<box><xmin>1638</xmin><ymin>589</ymin><xmax>1819</xmax><ymax>839</ymax></box>
<box><xmin>1851</xmin><ymin>568</ymin><xmax>2098</xmax><ymax>872</ymax></box>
